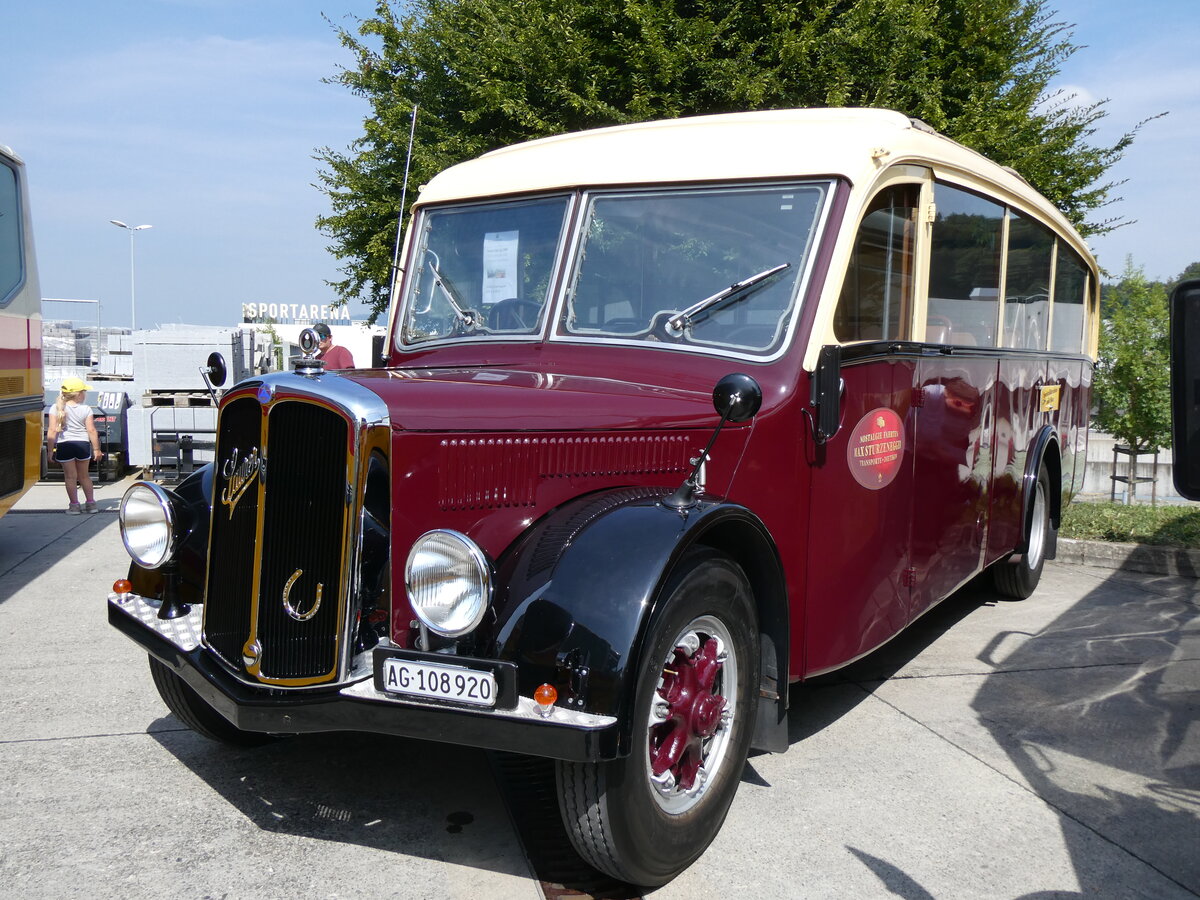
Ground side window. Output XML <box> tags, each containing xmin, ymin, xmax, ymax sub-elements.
<box><xmin>928</xmin><ymin>183</ymin><xmax>1003</xmax><ymax>346</ymax></box>
<box><xmin>1051</xmin><ymin>243</ymin><xmax>1088</xmax><ymax>353</ymax></box>
<box><xmin>833</xmin><ymin>185</ymin><xmax>918</xmax><ymax>342</ymax></box>
<box><xmin>1002</xmin><ymin>211</ymin><xmax>1053</xmax><ymax>349</ymax></box>
<box><xmin>0</xmin><ymin>161</ymin><xmax>23</xmax><ymax>307</ymax></box>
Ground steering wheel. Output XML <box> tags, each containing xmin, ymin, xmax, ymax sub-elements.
<box><xmin>487</xmin><ymin>298</ymin><xmax>543</xmax><ymax>330</ymax></box>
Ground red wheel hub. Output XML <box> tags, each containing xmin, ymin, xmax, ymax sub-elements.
<box><xmin>649</xmin><ymin>637</ymin><xmax>726</xmax><ymax>790</ymax></box>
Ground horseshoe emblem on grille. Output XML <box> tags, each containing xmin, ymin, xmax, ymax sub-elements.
<box><xmin>282</xmin><ymin>568</ymin><xmax>323</xmax><ymax>622</ymax></box>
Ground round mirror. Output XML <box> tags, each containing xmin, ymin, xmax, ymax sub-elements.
<box><xmin>712</xmin><ymin>373</ymin><xmax>762</xmax><ymax>422</ymax></box>
<box><xmin>205</xmin><ymin>352</ymin><xmax>227</xmax><ymax>387</ymax></box>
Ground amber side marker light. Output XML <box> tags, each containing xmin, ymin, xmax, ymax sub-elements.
<box><xmin>534</xmin><ymin>683</ymin><xmax>558</xmax><ymax>717</ymax></box>
<box><xmin>113</xmin><ymin>579</ymin><xmax>132</xmax><ymax>599</ymax></box>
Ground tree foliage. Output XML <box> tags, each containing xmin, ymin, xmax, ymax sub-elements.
<box><xmin>317</xmin><ymin>0</ymin><xmax>1145</xmax><ymax>317</ymax></box>
<box><xmin>1094</xmin><ymin>259</ymin><xmax>1171</xmax><ymax>455</ymax></box>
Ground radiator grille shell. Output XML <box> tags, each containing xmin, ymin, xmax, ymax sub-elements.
<box><xmin>204</xmin><ymin>394</ymin><xmax>351</xmax><ymax>685</ymax></box>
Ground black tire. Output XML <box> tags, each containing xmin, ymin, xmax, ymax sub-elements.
<box><xmin>993</xmin><ymin>463</ymin><xmax>1053</xmax><ymax>599</ymax></box>
<box><xmin>148</xmin><ymin>656</ymin><xmax>277</xmax><ymax>747</ymax></box>
<box><xmin>556</xmin><ymin>549</ymin><xmax>759</xmax><ymax>886</ymax></box>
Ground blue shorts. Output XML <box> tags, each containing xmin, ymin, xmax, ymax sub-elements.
<box><xmin>54</xmin><ymin>441</ymin><xmax>92</xmax><ymax>462</ymax></box>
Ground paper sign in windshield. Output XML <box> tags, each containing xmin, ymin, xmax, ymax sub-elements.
<box><xmin>847</xmin><ymin>408</ymin><xmax>904</xmax><ymax>490</ymax></box>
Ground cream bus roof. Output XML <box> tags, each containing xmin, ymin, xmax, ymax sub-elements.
<box><xmin>416</xmin><ymin>107</ymin><xmax>1073</xmax><ymax>233</ymax></box>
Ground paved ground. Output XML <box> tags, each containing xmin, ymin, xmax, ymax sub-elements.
<box><xmin>1</xmin><ymin>478</ymin><xmax>1197</xmax><ymax>899</ymax></box>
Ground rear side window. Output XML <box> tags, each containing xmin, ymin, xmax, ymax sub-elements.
<box><xmin>833</xmin><ymin>184</ymin><xmax>919</xmax><ymax>342</ymax></box>
<box><xmin>0</xmin><ymin>161</ymin><xmax>23</xmax><ymax>307</ymax></box>
<box><xmin>928</xmin><ymin>183</ymin><xmax>1003</xmax><ymax>347</ymax></box>
<box><xmin>1051</xmin><ymin>245</ymin><xmax>1088</xmax><ymax>353</ymax></box>
<box><xmin>1002</xmin><ymin>211</ymin><xmax>1053</xmax><ymax>350</ymax></box>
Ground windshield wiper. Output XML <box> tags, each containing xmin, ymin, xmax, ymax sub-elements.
<box><xmin>425</xmin><ymin>250</ymin><xmax>482</xmax><ymax>329</ymax></box>
<box><xmin>667</xmin><ymin>262</ymin><xmax>791</xmax><ymax>333</ymax></box>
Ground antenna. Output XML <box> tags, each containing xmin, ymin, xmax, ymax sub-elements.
<box><xmin>388</xmin><ymin>104</ymin><xmax>419</xmax><ymax>301</ymax></box>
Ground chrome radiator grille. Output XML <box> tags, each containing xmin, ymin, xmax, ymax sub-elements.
<box><xmin>204</xmin><ymin>395</ymin><xmax>351</xmax><ymax>685</ymax></box>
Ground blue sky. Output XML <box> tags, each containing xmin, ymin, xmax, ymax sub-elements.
<box><xmin>3</xmin><ymin>1</ymin><xmax>1197</xmax><ymax>331</ymax></box>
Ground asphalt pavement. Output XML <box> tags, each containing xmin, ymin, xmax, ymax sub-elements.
<box><xmin>1</xmin><ymin>478</ymin><xmax>1196</xmax><ymax>899</ymax></box>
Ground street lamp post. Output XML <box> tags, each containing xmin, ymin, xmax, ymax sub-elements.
<box><xmin>109</xmin><ymin>220</ymin><xmax>152</xmax><ymax>331</ymax></box>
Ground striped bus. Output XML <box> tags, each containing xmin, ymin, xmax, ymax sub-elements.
<box><xmin>0</xmin><ymin>143</ymin><xmax>42</xmax><ymax>518</ymax></box>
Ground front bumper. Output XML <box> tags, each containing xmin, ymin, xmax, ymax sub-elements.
<box><xmin>108</xmin><ymin>592</ymin><xmax>620</xmax><ymax>761</ymax></box>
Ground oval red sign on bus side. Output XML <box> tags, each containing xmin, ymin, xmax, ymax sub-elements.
<box><xmin>846</xmin><ymin>407</ymin><xmax>905</xmax><ymax>490</ymax></box>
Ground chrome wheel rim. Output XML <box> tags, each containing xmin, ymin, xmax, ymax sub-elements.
<box><xmin>645</xmin><ymin>614</ymin><xmax>738</xmax><ymax>815</ymax></box>
<box><xmin>1027</xmin><ymin>479</ymin><xmax>1047</xmax><ymax>570</ymax></box>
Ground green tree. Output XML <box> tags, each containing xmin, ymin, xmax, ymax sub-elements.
<box><xmin>317</xmin><ymin>0</ymin><xmax>1146</xmax><ymax>318</ymax></box>
<box><xmin>1094</xmin><ymin>259</ymin><xmax>1171</xmax><ymax>466</ymax></box>
<box><xmin>1168</xmin><ymin>260</ymin><xmax>1200</xmax><ymax>294</ymax></box>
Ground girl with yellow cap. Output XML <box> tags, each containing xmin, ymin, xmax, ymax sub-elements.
<box><xmin>47</xmin><ymin>377</ymin><xmax>102</xmax><ymax>514</ymax></box>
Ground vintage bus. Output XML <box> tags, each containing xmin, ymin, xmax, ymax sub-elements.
<box><xmin>109</xmin><ymin>108</ymin><xmax>1098</xmax><ymax>886</ymax></box>
<box><xmin>0</xmin><ymin>144</ymin><xmax>42</xmax><ymax>519</ymax></box>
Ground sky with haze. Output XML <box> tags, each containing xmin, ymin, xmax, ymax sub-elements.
<box><xmin>3</xmin><ymin>0</ymin><xmax>1197</xmax><ymax>331</ymax></box>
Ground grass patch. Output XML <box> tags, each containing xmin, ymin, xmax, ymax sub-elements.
<box><xmin>1061</xmin><ymin>500</ymin><xmax>1200</xmax><ymax>548</ymax></box>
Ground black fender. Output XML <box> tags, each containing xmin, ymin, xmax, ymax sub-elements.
<box><xmin>1018</xmin><ymin>426</ymin><xmax>1061</xmax><ymax>559</ymax></box>
<box><xmin>489</xmin><ymin>487</ymin><xmax>790</xmax><ymax>757</ymax></box>
<box><xmin>127</xmin><ymin>464</ymin><xmax>214</xmax><ymax>604</ymax></box>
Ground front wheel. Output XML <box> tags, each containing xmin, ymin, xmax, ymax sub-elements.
<box><xmin>556</xmin><ymin>549</ymin><xmax>759</xmax><ymax>886</ymax></box>
<box><xmin>992</xmin><ymin>463</ymin><xmax>1054</xmax><ymax>599</ymax></box>
<box><xmin>148</xmin><ymin>656</ymin><xmax>277</xmax><ymax>747</ymax></box>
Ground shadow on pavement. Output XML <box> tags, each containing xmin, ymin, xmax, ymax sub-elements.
<box><xmin>970</xmin><ymin>560</ymin><xmax>1200</xmax><ymax>897</ymax></box>
<box><xmin>783</xmin><ymin>576</ymin><xmax>995</xmax><ymax>746</ymax></box>
<box><xmin>147</xmin><ymin>722</ymin><xmax>532</xmax><ymax>880</ymax></box>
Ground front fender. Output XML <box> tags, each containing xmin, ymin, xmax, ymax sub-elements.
<box><xmin>490</xmin><ymin>488</ymin><xmax>786</xmax><ymax>756</ymax></box>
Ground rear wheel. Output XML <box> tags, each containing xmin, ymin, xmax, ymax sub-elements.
<box><xmin>148</xmin><ymin>656</ymin><xmax>277</xmax><ymax>747</ymax></box>
<box><xmin>993</xmin><ymin>463</ymin><xmax>1053</xmax><ymax>599</ymax></box>
<box><xmin>556</xmin><ymin>549</ymin><xmax>758</xmax><ymax>886</ymax></box>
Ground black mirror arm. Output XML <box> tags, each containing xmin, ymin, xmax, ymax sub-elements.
<box><xmin>662</xmin><ymin>408</ymin><xmax>734</xmax><ymax>510</ymax></box>
<box><xmin>662</xmin><ymin>373</ymin><xmax>762</xmax><ymax>510</ymax></box>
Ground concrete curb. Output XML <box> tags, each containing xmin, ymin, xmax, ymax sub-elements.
<box><xmin>1055</xmin><ymin>536</ymin><xmax>1200</xmax><ymax>578</ymax></box>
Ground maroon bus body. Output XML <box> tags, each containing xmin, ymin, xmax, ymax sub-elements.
<box><xmin>374</xmin><ymin>286</ymin><xmax>1091</xmax><ymax>685</ymax></box>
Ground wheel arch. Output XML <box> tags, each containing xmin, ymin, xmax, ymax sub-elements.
<box><xmin>1020</xmin><ymin>426</ymin><xmax>1061</xmax><ymax>556</ymax></box>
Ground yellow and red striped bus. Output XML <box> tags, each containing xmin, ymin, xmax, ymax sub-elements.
<box><xmin>0</xmin><ymin>143</ymin><xmax>42</xmax><ymax>518</ymax></box>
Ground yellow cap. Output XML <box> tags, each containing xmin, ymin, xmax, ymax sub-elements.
<box><xmin>61</xmin><ymin>377</ymin><xmax>89</xmax><ymax>393</ymax></box>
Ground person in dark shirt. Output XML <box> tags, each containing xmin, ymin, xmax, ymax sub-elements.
<box><xmin>313</xmin><ymin>323</ymin><xmax>355</xmax><ymax>369</ymax></box>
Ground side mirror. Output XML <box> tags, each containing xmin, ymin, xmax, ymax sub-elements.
<box><xmin>1170</xmin><ymin>279</ymin><xmax>1200</xmax><ymax>500</ymax></box>
<box><xmin>811</xmin><ymin>344</ymin><xmax>842</xmax><ymax>443</ymax></box>
<box><xmin>712</xmin><ymin>372</ymin><xmax>763</xmax><ymax>422</ymax></box>
<box><xmin>662</xmin><ymin>373</ymin><xmax>762</xmax><ymax>510</ymax></box>
<box><xmin>200</xmin><ymin>352</ymin><xmax>227</xmax><ymax>406</ymax></box>
<box><xmin>203</xmin><ymin>352</ymin><xmax>227</xmax><ymax>387</ymax></box>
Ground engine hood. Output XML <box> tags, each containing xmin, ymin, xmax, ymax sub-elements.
<box><xmin>336</xmin><ymin>366</ymin><xmax>718</xmax><ymax>432</ymax></box>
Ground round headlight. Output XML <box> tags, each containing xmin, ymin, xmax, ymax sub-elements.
<box><xmin>119</xmin><ymin>482</ymin><xmax>179</xmax><ymax>569</ymax></box>
<box><xmin>405</xmin><ymin>530</ymin><xmax>491</xmax><ymax>637</ymax></box>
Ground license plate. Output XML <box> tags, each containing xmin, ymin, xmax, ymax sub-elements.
<box><xmin>380</xmin><ymin>657</ymin><xmax>497</xmax><ymax>707</ymax></box>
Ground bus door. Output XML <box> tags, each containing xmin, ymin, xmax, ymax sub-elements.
<box><xmin>805</xmin><ymin>180</ymin><xmax>924</xmax><ymax>673</ymax></box>
<box><xmin>805</xmin><ymin>352</ymin><xmax>917</xmax><ymax>673</ymax></box>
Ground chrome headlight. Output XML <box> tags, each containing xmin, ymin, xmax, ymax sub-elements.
<box><xmin>405</xmin><ymin>530</ymin><xmax>492</xmax><ymax>637</ymax></box>
<box><xmin>119</xmin><ymin>482</ymin><xmax>181</xmax><ymax>569</ymax></box>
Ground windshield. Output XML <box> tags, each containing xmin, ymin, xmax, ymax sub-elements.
<box><xmin>561</xmin><ymin>184</ymin><xmax>826</xmax><ymax>352</ymax></box>
<box><xmin>401</xmin><ymin>195</ymin><xmax>571</xmax><ymax>344</ymax></box>
<box><xmin>398</xmin><ymin>182</ymin><xmax>828</xmax><ymax>354</ymax></box>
